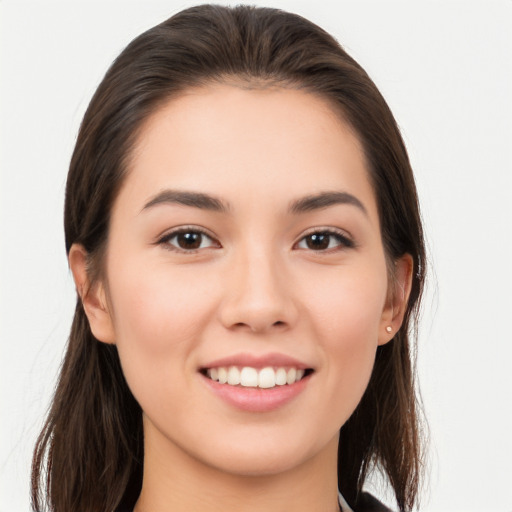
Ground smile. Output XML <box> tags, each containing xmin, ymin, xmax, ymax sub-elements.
<box><xmin>203</xmin><ymin>366</ymin><xmax>312</xmax><ymax>389</ymax></box>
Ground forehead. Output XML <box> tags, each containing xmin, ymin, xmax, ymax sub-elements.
<box><xmin>133</xmin><ymin>83</ymin><xmax>362</xmax><ymax>159</ymax></box>
<box><xmin>120</xmin><ymin>84</ymin><xmax>377</xmax><ymax>219</ymax></box>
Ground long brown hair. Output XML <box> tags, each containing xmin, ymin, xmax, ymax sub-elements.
<box><xmin>32</xmin><ymin>5</ymin><xmax>426</xmax><ymax>511</ymax></box>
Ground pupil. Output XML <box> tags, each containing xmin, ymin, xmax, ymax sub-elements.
<box><xmin>178</xmin><ymin>232</ymin><xmax>201</xmax><ymax>249</ymax></box>
<box><xmin>307</xmin><ymin>233</ymin><xmax>329</xmax><ymax>250</ymax></box>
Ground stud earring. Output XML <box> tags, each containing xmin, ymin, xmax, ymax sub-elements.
<box><xmin>386</xmin><ymin>326</ymin><xmax>393</xmax><ymax>333</ymax></box>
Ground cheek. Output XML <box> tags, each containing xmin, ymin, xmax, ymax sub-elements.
<box><xmin>106</xmin><ymin>262</ymin><xmax>218</xmax><ymax>401</ymax></box>
<box><xmin>109</xmin><ymin>261</ymin><xmax>215</xmax><ymax>348</ymax></box>
<box><xmin>302</xmin><ymin>263</ymin><xmax>387</xmax><ymax>415</ymax></box>
<box><xmin>305</xmin><ymin>261</ymin><xmax>387</xmax><ymax>342</ymax></box>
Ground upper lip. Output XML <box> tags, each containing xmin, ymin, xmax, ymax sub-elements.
<box><xmin>200</xmin><ymin>352</ymin><xmax>313</xmax><ymax>370</ymax></box>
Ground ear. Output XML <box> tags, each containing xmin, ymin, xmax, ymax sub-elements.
<box><xmin>68</xmin><ymin>243</ymin><xmax>116</xmax><ymax>344</ymax></box>
<box><xmin>378</xmin><ymin>253</ymin><xmax>414</xmax><ymax>346</ymax></box>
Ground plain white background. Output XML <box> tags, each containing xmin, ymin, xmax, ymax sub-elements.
<box><xmin>1</xmin><ymin>1</ymin><xmax>511</xmax><ymax>510</ymax></box>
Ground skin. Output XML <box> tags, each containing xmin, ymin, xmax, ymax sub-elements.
<box><xmin>70</xmin><ymin>84</ymin><xmax>412</xmax><ymax>512</ymax></box>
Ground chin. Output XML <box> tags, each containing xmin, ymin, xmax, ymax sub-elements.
<box><xmin>195</xmin><ymin>429</ymin><xmax>336</xmax><ymax>479</ymax></box>
<box><xmin>207</xmin><ymin>449</ymin><xmax>308</xmax><ymax>478</ymax></box>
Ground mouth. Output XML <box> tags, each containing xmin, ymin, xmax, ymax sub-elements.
<box><xmin>199</xmin><ymin>366</ymin><xmax>314</xmax><ymax>389</ymax></box>
<box><xmin>199</xmin><ymin>354</ymin><xmax>315</xmax><ymax>411</ymax></box>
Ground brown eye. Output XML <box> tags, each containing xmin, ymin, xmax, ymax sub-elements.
<box><xmin>160</xmin><ymin>229</ymin><xmax>219</xmax><ymax>252</ymax></box>
<box><xmin>304</xmin><ymin>233</ymin><xmax>330</xmax><ymax>250</ymax></box>
<box><xmin>296</xmin><ymin>231</ymin><xmax>354</xmax><ymax>251</ymax></box>
<box><xmin>176</xmin><ymin>232</ymin><xmax>203</xmax><ymax>249</ymax></box>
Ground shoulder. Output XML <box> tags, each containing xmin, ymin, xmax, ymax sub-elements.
<box><xmin>340</xmin><ymin>490</ymin><xmax>394</xmax><ymax>512</ymax></box>
<box><xmin>354</xmin><ymin>492</ymin><xmax>394</xmax><ymax>512</ymax></box>
<box><xmin>115</xmin><ymin>507</ymin><xmax>132</xmax><ymax>512</ymax></box>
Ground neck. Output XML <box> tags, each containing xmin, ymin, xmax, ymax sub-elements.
<box><xmin>134</xmin><ymin>423</ymin><xmax>341</xmax><ymax>512</ymax></box>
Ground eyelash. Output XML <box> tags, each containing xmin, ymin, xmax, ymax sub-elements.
<box><xmin>295</xmin><ymin>228</ymin><xmax>355</xmax><ymax>252</ymax></box>
<box><xmin>156</xmin><ymin>227</ymin><xmax>355</xmax><ymax>253</ymax></box>
<box><xmin>157</xmin><ymin>226</ymin><xmax>219</xmax><ymax>253</ymax></box>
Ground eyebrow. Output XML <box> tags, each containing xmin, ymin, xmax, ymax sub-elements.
<box><xmin>142</xmin><ymin>190</ymin><xmax>230</xmax><ymax>213</ymax></box>
<box><xmin>141</xmin><ymin>189</ymin><xmax>367</xmax><ymax>216</ymax></box>
<box><xmin>289</xmin><ymin>191</ymin><xmax>368</xmax><ymax>216</ymax></box>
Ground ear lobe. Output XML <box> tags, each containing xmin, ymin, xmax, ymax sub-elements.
<box><xmin>378</xmin><ymin>253</ymin><xmax>414</xmax><ymax>346</ymax></box>
<box><xmin>68</xmin><ymin>243</ymin><xmax>116</xmax><ymax>344</ymax></box>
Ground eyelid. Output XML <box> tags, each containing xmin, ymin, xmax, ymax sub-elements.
<box><xmin>154</xmin><ymin>225</ymin><xmax>355</xmax><ymax>253</ymax></box>
<box><xmin>156</xmin><ymin>225</ymin><xmax>221</xmax><ymax>252</ymax></box>
<box><xmin>294</xmin><ymin>226</ymin><xmax>356</xmax><ymax>251</ymax></box>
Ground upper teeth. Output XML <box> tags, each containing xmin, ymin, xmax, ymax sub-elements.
<box><xmin>206</xmin><ymin>366</ymin><xmax>306</xmax><ymax>389</ymax></box>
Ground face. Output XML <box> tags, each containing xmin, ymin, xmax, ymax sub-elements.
<box><xmin>80</xmin><ymin>84</ymin><xmax>401</xmax><ymax>478</ymax></box>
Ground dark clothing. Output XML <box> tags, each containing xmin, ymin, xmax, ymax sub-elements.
<box><xmin>356</xmin><ymin>492</ymin><xmax>394</xmax><ymax>511</ymax></box>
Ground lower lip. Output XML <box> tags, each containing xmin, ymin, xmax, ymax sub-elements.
<box><xmin>200</xmin><ymin>373</ymin><xmax>311</xmax><ymax>412</ymax></box>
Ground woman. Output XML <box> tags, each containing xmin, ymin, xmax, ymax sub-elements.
<box><xmin>32</xmin><ymin>4</ymin><xmax>426</xmax><ymax>512</ymax></box>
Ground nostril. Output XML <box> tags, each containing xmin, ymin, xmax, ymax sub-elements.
<box><xmin>231</xmin><ymin>320</ymin><xmax>286</xmax><ymax>331</ymax></box>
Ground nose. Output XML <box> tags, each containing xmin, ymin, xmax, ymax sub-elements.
<box><xmin>218</xmin><ymin>247</ymin><xmax>298</xmax><ymax>334</ymax></box>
